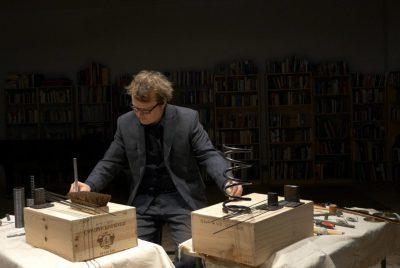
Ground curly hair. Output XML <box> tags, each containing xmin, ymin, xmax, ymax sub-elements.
<box><xmin>126</xmin><ymin>70</ymin><xmax>173</xmax><ymax>103</ymax></box>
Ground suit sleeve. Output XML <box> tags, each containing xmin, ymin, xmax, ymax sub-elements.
<box><xmin>190</xmin><ymin>111</ymin><xmax>229</xmax><ymax>191</ymax></box>
<box><xmin>85</xmin><ymin>119</ymin><xmax>127</xmax><ymax>192</ymax></box>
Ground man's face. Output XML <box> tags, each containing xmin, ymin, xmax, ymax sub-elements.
<box><xmin>132</xmin><ymin>96</ymin><xmax>165</xmax><ymax>125</ymax></box>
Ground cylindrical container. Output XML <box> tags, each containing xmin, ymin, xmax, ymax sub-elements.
<box><xmin>26</xmin><ymin>198</ymin><xmax>34</xmax><ymax>207</ymax></box>
<box><xmin>30</xmin><ymin>175</ymin><xmax>35</xmax><ymax>199</ymax></box>
<box><xmin>13</xmin><ymin>187</ymin><xmax>25</xmax><ymax>228</ymax></box>
<box><xmin>267</xmin><ymin>192</ymin><xmax>278</xmax><ymax>206</ymax></box>
<box><xmin>34</xmin><ymin>188</ymin><xmax>46</xmax><ymax>205</ymax></box>
<box><xmin>284</xmin><ymin>185</ymin><xmax>300</xmax><ymax>202</ymax></box>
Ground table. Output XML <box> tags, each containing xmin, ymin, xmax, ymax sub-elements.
<box><xmin>0</xmin><ymin>216</ymin><xmax>174</xmax><ymax>268</ymax></box>
<box><xmin>180</xmin><ymin>208</ymin><xmax>400</xmax><ymax>268</ymax></box>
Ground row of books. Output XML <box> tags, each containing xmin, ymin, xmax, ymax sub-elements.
<box><xmin>315</xmin><ymin>61</ymin><xmax>349</xmax><ymax>76</ymax></box>
<box><xmin>314</xmin><ymin>161</ymin><xmax>349</xmax><ymax>180</ymax></box>
<box><xmin>314</xmin><ymin>79</ymin><xmax>349</xmax><ymax>95</ymax></box>
<box><xmin>315</xmin><ymin>99</ymin><xmax>349</xmax><ymax>114</ymax></box>
<box><xmin>41</xmin><ymin>128</ymin><xmax>73</xmax><ymax>140</ymax></box>
<box><xmin>266</xmin><ymin>57</ymin><xmax>311</xmax><ymax>74</ymax></box>
<box><xmin>354</xmin><ymin>163</ymin><xmax>389</xmax><ymax>182</ymax></box>
<box><xmin>7</xmin><ymin>91</ymin><xmax>36</xmax><ymax>104</ymax></box>
<box><xmin>77</xmin><ymin>62</ymin><xmax>110</xmax><ymax>87</ymax></box>
<box><xmin>353</xmin><ymin>88</ymin><xmax>385</xmax><ymax>104</ymax></box>
<box><xmin>268</xmin><ymin>91</ymin><xmax>311</xmax><ymax>106</ymax></box>
<box><xmin>165</xmin><ymin>70</ymin><xmax>213</xmax><ymax>86</ymax></box>
<box><xmin>269</xmin><ymin>162</ymin><xmax>312</xmax><ymax>180</ymax></box>
<box><xmin>215</xmin><ymin>60</ymin><xmax>257</xmax><ymax>75</ymax></box>
<box><xmin>351</xmin><ymin>73</ymin><xmax>386</xmax><ymax>88</ymax></box>
<box><xmin>267</xmin><ymin>75</ymin><xmax>311</xmax><ymax>89</ymax></box>
<box><xmin>269</xmin><ymin>145</ymin><xmax>312</xmax><ymax>161</ymax></box>
<box><xmin>316</xmin><ymin>119</ymin><xmax>349</xmax><ymax>139</ymax></box>
<box><xmin>268</xmin><ymin>112</ymin><xmax>310</xmax><ymax>128</ymax></box>
<box><xmin>78</xmin><ymin>85</ymin><xmax>111</xmax><ymax>103</ymax></box>
<box><xmin>354</xmin><ymin>142</ymin><xmax>385</xmax><ymax>161</ymax></box>
<box><xmin>215</xmin><ymin>130</ymin><xmax>259</xmax><ymax>145</ymax></box>
<box><xmin>41</xmin><ymin>109</ymin><xmax>73</xmax><ymax>123</ymax></box>
<box><xmin>269</xmin><ymin>129</ymin><xmax>311</xmax><ymax>143</ymax></box>
<box><xmin>215</xmin><ymin>95</ymin><xmax>258</xmax><ymax>107</ymax></box>
<box><xmin>353</xmin><ymin>125</ymin><xmax>385</xmax><ymax>140</ymax></box>
<box><xmin>353</xmin><ymin>107</ymin><xmax>384</xmax><ymax>122</ymax></box>
<box><xmin>216</xmin><ymin>112</ymin><xmax>258</xmax><ymax>128</ymax></box>
<box><xmin>39</xmin><ymin>88</ymin><xmax>72</xmax><ymax>104</ymax></box>
<box><xmin>7</xmin><ymin>109</ymin><xmax>38</xmax><ymax>124</ymax></box>
<box><xmin>316</xmin><ymin>141</ymin><xmax>349</xmax><ymax>155</ymax></box>
<box><xmin>214</xmin><ymin>77</ymin><xmax>258</xmax><ymax>92</ymax></box>
<box><xmin>179</xmin><ymin>90</ymin><xmax>213</xmax><ymax>105</ymax></box>
<box><xmin>5</xmin><ymin>73</ymin><xmax>44</xmax><ymax>89</ymax></box>
<box><xmin>79</xmin><ymin>106</ymin><xmax>111</xmax><ymax>122</ymax></box>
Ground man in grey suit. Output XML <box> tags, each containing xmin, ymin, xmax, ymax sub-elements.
<box><xmin>70</xmin><ymin>70</ymin><xmax>242</xmax><ymax>267</ymax></box>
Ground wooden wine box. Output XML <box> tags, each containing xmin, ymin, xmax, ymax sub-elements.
<box><xmin>191</xmin><ymin>193</ymin><xmax>313</xmax><ymax>267</ymax></box>
<box><xmin>24</xmin><ymin>202</ymin><xmax>137</xmax><ymax>262</ymax></box>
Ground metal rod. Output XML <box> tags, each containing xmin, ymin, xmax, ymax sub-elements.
<box><xmin>73</xmin><ymin>158</ymin><xmax>79</xmax><ymax>192</ymax></box>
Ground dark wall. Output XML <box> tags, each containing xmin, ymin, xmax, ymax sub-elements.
<box><xmin>0</xmin><ymin>0</ymin><xmax>399</xmax><ymax>139</ymax></box>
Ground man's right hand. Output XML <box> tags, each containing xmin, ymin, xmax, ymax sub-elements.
<box><xmin>69</xmin><ymin>181</ymin><xmax>91</xmax><ymax>193</ymax></box>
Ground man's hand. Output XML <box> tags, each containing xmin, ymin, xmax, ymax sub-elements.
<box><xmin>69</xmin><ymin>181</ymin><xmax>91</xmax><ymax>193</ymax></box>
<box><xmin>224</xmin><ymin>180</ymin><xmax>243</xmax><ymax>197</ymax></box>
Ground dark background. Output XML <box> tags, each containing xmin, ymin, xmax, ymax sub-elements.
<box><xmin>0</xmin><ymin>0</ymin><xmax>399</xmax><ymax>215</ymax></box>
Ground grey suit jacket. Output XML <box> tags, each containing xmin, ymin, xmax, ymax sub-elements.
<box><xmin>85</xmin><ymin>104</ymin><xmax>229</xmax><ymax>210</ymax></box>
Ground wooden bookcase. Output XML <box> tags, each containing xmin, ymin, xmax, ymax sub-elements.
<box><xmin>387</xmin><ymin>71</ymin><xmax>400</xmax><ymax>183</ymax></box>
<box><xmin>265</xmin><ymin>58</ymin><xmax>314</xmax><ymax>185</ymax></box>
<box><xmin>5</xmin><ymin>85</ymin><xmax>74</xmax><ymax>140</ymax></box>
<box><xmin>75</xmin><ymin>85</ymin><xmax>113</xmax><ymax>140</ymax></box>
<box><xmin>313</xmin><ymin>62</ymin><xmax>352</xmax><ymax>182</ymax></box>
<box><xmin>214</xmin><ymin>72</ymin><xmax>261</xmax><ymax>182</ymax></box>
<box><xmin>76</xmin><ymin>63</ymin><xmax>113</xmax><ymax>141</ymax></box>
<box><xmin>167</xmin><ymin>70</ymin><xmax>214</xmax><ymax>141</ymax></box>
<box><xmin>351</xmin><ymin>73</ymin><xmax>388</xmax><ymax>182</ymax></box>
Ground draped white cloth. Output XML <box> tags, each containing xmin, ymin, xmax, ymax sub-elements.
<box><xmin>0</xmin><ymin>216</ymin><xmax>174</xmax><ymax>268</ymax></box>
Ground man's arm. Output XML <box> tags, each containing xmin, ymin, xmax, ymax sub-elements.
<box><xmin>190</xmin><ymin>112</ymin><xmax>242</xmax><ymax>196</ymax></box>
<box><xmin>71</xmin><ymin>119</ymin><xmax>127</xmax><ymax>193</ymax></box>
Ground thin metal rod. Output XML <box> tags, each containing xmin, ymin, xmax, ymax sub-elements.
<box><xmin>73</xmin><ymin>158</ymin><xmax>79</xmax><ymax>192</ymax></box>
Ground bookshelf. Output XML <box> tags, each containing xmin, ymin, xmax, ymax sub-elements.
<box><xmin>76</xmin><ymin>63</ymin><xmax>113</xmax><ymax>141</ymax></box>
<box><xmin>166</xmin><ymin>70</ymin><xmax>214</xmax><ymax>141</ymax></box>
<box><xmin>351</xmin><ymin>73</ymin><xmax>388</xmax><ymax>182</ymax></box>
<box><xmin>214</xmin><ymin>61</ymin><xmax>260</xmax><ymax>182</ymax></box>
<box><xmin>265</xmin><ymin>57</ymin><xmax>314</xmax><ymax>185</ymax></box>
<box><xmin>313</xmin><ymin>61</ymin><xmax>352</xmax><ymax>181</ymax></box>
<box><xmin>4</xmin><ymin>74</ymin><xmax>74</xmax><ymax>140</ymax></box>
<box><xmin>387</xmin><ymin>72</ymin><xmax>400</xmax><ymax>183</ymax></box>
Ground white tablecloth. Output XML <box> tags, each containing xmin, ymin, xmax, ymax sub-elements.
<box><xmin>0</xmin><ymin>216</ymin><xmax>174</xmax><ymax>268</ymax></box>
<box><xmin>180</xmin><ymin>209</ymin><xmax>400</xmax><ymax>268</ymax></box>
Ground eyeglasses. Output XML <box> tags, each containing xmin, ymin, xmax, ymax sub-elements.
<box><xmin>131</xmin><ymin>103</ymin><xmax>160</xmax><ymax>115</ymax></box>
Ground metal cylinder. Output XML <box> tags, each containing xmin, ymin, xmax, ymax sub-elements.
<box><xmin>267</xmin><ymin>192</ymin><xmax>278</xmax><ymax>206</ymax></box>
<box><xmin>30</xmin><ymin>175</ymin><xmax>35</xmax><ymax>199</ymax></box>
<box><xmin>13</xmin><ymin>187</ymin><xmax>25</xmax><ymax>228</ymax></box>
<box><xmin>34</xmin><ymin>188</ymin><xmax>46</xmax><ymax>205</ymax></box>
<box><xmin>26</xmin><ymin>198</ymin><xmax>34</xmax><ymax>207</ymax></box>
<box><xmin>284</xmin><ymin>185</ymin><xmax>300</xmax><ymax>202</ymax></box>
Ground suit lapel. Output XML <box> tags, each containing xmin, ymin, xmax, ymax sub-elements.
<box><xmin>163</xmin><ymin>104</ymin><xmax>177</xmax><ymax>160</ymax></box>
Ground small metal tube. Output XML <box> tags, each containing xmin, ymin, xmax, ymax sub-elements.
<box><xmin>13</xmin><ymin>187</ymin><xmax>25</xmax><ymax>228</ymax></box>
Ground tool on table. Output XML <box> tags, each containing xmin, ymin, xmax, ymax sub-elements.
<box><xmin>73</xmin><ymin>157</ymin><xmax>79</xmax><ymax>192</ymax></box>
<box><xmin>7</xmin><ymin>232</ymin><xmax>25</xmax><ymax>238</ymax></box>
<box><xmin>314</xmin><ymin>218</ymin><xmax>355</xmax><ymax>228</ymax></box>
<box><xmin>314</xmin><ymin>226</ymin><xmax>344</xmax><ymax>235</ymax></box>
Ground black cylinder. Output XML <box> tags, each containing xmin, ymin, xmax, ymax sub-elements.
<box><xmin>268</xmin><ymin>192</ymin><xmax>278</xmax><ymax>206</ymax></box>
<box><xmin>284</xmin><ymin>185</ymin><xmax>300</xmax><ymax>202</ymax></box>
<box><xmin>13</xmin><ymin>187</ymin><xmax>25</xmax><ymax>228</ymax></box>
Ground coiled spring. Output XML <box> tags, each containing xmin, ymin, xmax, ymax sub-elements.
<box><xmin>222</xmin><ymin>144</ymin><xmax>253</xmax><ymax>213</ymax></box>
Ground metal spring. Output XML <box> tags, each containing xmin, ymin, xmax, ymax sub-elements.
<box><xmin>221</xmin><ymin>144</ymin><xmax>253</xmax><ymax>213</ymax></box>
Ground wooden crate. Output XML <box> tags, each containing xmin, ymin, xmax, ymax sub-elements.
<box><xmin>191</xmin><ymin>193</ymin><xmax>313</xmax><ymax>267</ymax></box>
<box><xmin>24</xmin><ymin>201</ymin><xmax>137</xmax><ymax>262</ymax></box>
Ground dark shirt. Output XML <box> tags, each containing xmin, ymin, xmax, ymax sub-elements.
<box><xmin>137</xmin><ymin>121</ymin><xmax>176</xmax><ymax>196</ymax></box>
